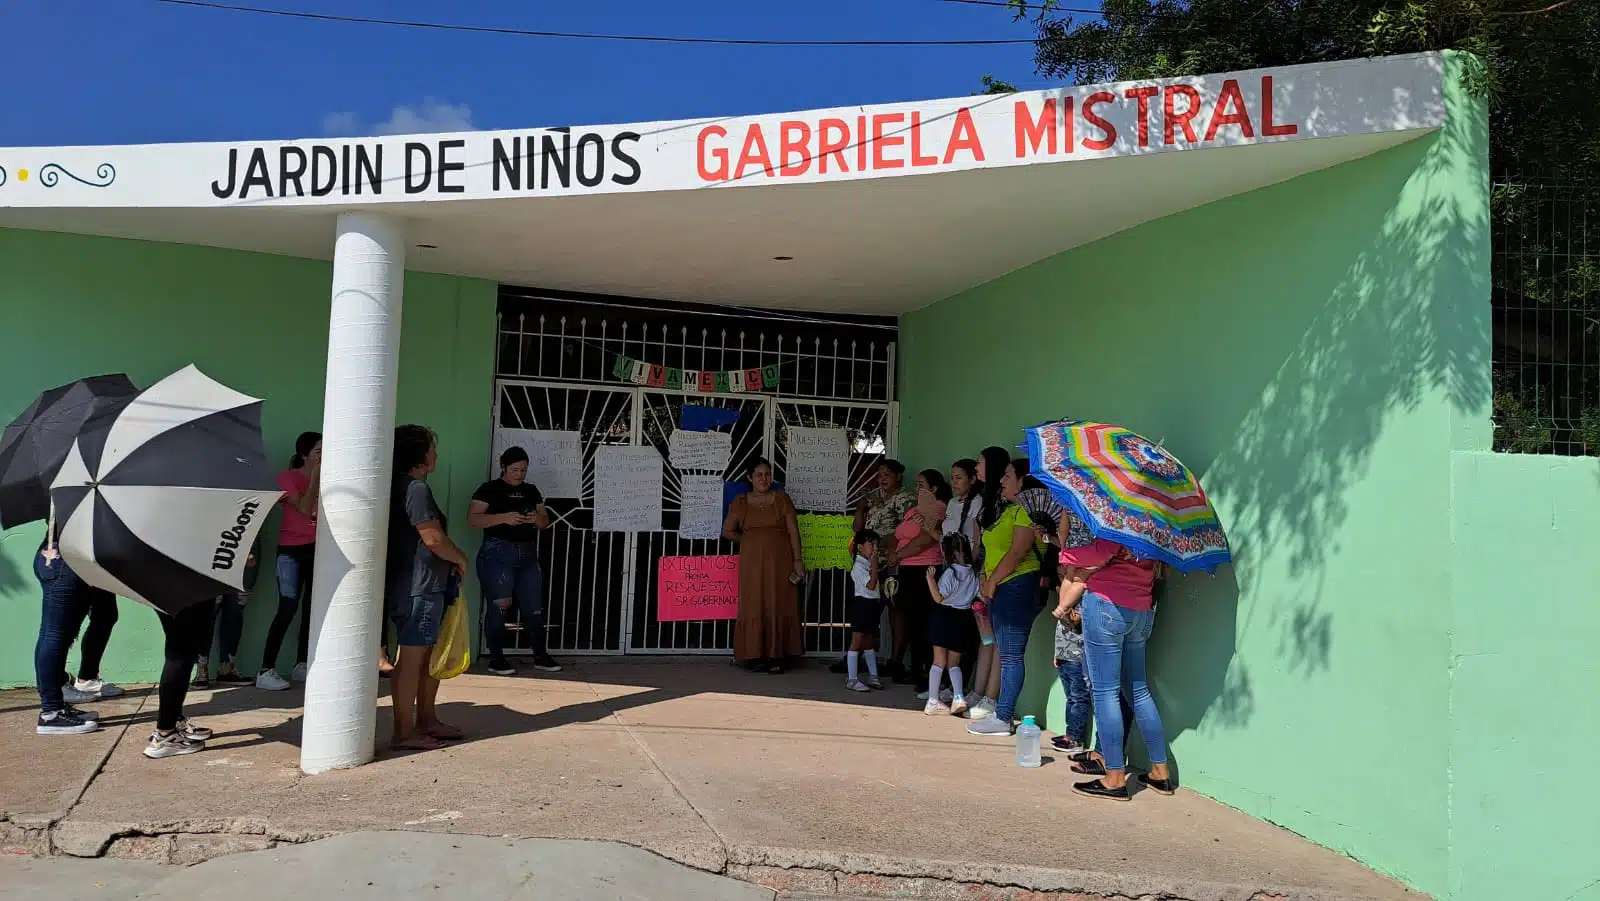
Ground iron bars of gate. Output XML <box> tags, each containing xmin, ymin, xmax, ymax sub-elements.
<box><xmin>495</xmin><ymin>301</ymin><xmax>896</xmax><ymax>403</ymax></box>
<box><xmin>487</xmin><ymin>384</ymin><xmax>898</xmax><ymax>658</ymax></box>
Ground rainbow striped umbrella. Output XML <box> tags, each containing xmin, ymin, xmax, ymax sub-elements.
<box><xmin>1024</xmin><ymin>420</ymin><xmax>1230</xmax><ymax>574</ymax></box>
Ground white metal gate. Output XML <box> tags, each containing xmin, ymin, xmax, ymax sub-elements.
<box><xmin>772</xmin><ymin>399</ymin><xmax>896</xmax><ymax>657</ymax></box>
<box><xmin>489</xmin><ymin>379</ymin><xmax>895</xmax><ymax>656</ymax></box>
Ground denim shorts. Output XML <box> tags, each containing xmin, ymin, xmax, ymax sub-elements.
<box><xmin>391</xmin><ymin>591</ymin><xmax>448</xmax><ymax>647</ymax></box>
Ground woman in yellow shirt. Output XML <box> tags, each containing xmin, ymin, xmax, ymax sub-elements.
<box><xmin>966</xmin><ymin>449</ymin><xmax>1043</xmax><ymax>737</ymax></box>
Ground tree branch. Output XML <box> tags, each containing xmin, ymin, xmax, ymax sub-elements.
<box><xmin>1495</xmin><ymin>0</ymin><xmax>1576</xmax><ymax>15</ymax></box>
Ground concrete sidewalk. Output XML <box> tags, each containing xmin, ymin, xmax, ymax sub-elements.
<box><xmin>1</xmin><ymin>832</ymin><xmax>782</xmax><ymax>901</ymax></box>
<box><xmin>0</xmin><ymin>660</ymin><xmax>1424</xmax><ymax>901</ymax></box>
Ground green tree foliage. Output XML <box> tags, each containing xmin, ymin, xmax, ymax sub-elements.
<box><xmin>1005</xmin><ymin>0</ymin><xmax>1599</xmax><ymax>177</ymax></box>
<box><xmin>997</xmin><ymin>0</ymin><xmax>1600</xmax><ymax>453</ymax></box>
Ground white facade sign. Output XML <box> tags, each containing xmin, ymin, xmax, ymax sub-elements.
<box><xmin>0</xmin><ymin>55</ymin><xmax>1446</xmax><ymax>210</ymax></box>
<box><xmin>593</xmin><ymin>446</ymin><xmax>663</xmax><ymax>532</ymax></box>
<box><xmin>784</xmin><ymin>427</ymin><xmax>849</xmax><ymax>512</ymax></box>
<box><xmin>677</xmin><ymin>474</ymin><xmax>726</xmax><ymax>540</ymax></box>
<box><xmin>491</xmin><ymin>428</ymin><xmax>583</xmax><ymax>498</ymax></box>
<box><xmin>668</xmin><ymin>429</ymin><xmax>733</xmax><ymax>473</ymax></box>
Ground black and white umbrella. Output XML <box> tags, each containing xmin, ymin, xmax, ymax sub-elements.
<box><xmin>0</xmin><ymin>374</ymin><xmax>139</xmax><ymax>530</ymax></box>
<box><xmin>49</xmin><ymin>365</ymin><xmax>284</xmax><ymax>614</ymax></box>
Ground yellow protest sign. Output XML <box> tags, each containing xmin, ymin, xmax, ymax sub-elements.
<box><xmin>798</xmin><ymin>513</ymin><xmax>856</xmax><ymax>571</ymax></box>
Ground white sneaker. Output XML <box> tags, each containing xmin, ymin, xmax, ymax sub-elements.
<box><xmin>255</xmin><ymin>669</ymin><xmax>291</xmax><ymax>691</ymax></box>
<box><xmin>969</xmin><ymin>698</ymin><xmax>996</xmax><ymax>720</ymax></box>
<box><xmin>949</xmin><ymin>696</ymin><xmax>969</xmax><ymax>717</ymax></box>
<box><xmin>61</xmin><ymin>685</ymin><xmax>98</xmax><ymax>705</ymax></box>
<box><xmin>923</xmin><ymin>699</ymin><xmax>951</xmax><ymax>715</ymax></box>
<box><xmin>846</xmin><ymin>680</ymin><xmax>871</xmax><ymax>693</ymax></box>
<box><xmin>966</xmin><ymin>715</ymin><xmax>1013</xmax><ymax>737</ymax></box>
<box><xmin>74</xmin><ymin>678</ymin><xmax>124</xmax><ymax>699</ymax></box>
<box><xmin>291</xmin><ymin>663</ymin><xmax>308</xmax><ymax>682</ymax></box>
<box><xmin>176</xmin><ymin>719</ymin><xmax>213</xmax><ymax>742</ymax></box>
<box><xmin>143</xmin><ymin>730</ymin><xmax>204</xmax><ymax>759</ymax></box>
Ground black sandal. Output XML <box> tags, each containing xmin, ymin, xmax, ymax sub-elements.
<box><xmin>1072</xmin><ymin>779</ymin><xmax>1130</xmax><ymax>802</ymax></box>
<box><xmin>1071</xmin><ymin>758</ymin><xmax>1108</xmax><ymax>776</ymax></box>
<box><xmin>1138</xmin><ymin>774</ymin><xmax>1176</xmax><ymax>795</ymax></box>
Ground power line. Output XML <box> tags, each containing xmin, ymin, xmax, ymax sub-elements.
<box><xmin>154</xmin><ymin>0</ymin><xmax>1039</xmax><ymax>46</ymax></box>
<box><xmin>938</xmin><ymin>0</ymin><xmax>1111</xmax><ymax>13</ymax></box>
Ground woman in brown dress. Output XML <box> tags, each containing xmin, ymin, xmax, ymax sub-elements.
<box><xmin>723</xmin><ymin>458</ymin><xmax>806</xmax><ymax>673</ymax></box>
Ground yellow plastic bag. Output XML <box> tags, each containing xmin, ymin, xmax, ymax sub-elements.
<box><xmin>428</xmin><ymin>592</ymin><xmax>471</xmax><ymax>680</ymax></box>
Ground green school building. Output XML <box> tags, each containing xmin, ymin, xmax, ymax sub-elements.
<box><xmin>1</xmin><ymin>51</ymin><xmax>1592</xmax><ymax>901</ymax></box>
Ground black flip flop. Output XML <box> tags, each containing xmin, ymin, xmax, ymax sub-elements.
<box><xmin>1072</xmin><ymin>779</ymin><xmax>1130</xmax><ymax>802</ymax></box>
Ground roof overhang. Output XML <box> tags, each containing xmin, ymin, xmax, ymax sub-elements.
<box><xmin>0</xmin><ymin>53</ymin><xmax>1446</xmax><ymax>314</ymax></box>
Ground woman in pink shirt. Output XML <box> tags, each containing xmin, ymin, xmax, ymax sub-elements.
<box><xmin>884</xmin><ymin>469</ymin><xmax>949</xmax><ymax>691</ymax></box>
<box><xmin>1058</xmin><ymin>538</ymin><xmax>1173</xmax><ymax>802</ymax></box>
<box><xmin>255</xmin><ymin>432</ymin><xmax>321</xmax><ymax>691</ymax></box>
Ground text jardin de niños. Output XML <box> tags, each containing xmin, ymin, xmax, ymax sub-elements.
<box><xmin>209</xmin><ymin>128</ymin><xmax>643</xmax><ymax>200</ymax></box>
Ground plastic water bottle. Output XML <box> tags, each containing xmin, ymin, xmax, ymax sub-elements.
<box><xmin>1015</xmin><ymin>715</ymin><xmax>1042</xmax><ymax>768</ymax></box>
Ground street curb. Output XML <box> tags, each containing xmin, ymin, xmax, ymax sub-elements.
<box><xmin>0</xmin><ymin>817</ymin><xmax>1416</xmax><ymax>901</ymax></box>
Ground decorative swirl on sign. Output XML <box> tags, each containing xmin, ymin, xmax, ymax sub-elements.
<box><xmin>38</xmin><ymin>162</ymin><xmax>117</xmax><ymax>188</ymax></box>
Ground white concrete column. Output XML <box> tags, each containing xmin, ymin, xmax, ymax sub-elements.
<box><xmin>301</xmin><ymin>212</ymin><xmax>406</xmax><ymax>774</ymax></box>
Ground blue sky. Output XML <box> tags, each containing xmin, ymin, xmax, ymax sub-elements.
<box><xmin>2</xmin><ymin>0</ymin><xmax>1062</xmax><ymax>147</ymax></box>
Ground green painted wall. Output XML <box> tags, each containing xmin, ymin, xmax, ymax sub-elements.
<box><xmin>898</xmin><ymin>57</ymin><xmax>1489</xmax><ymax>899</ymax></box>
<box><xmin>0</xmin><ymin>227</ymin><xmax>497</xmax><ymax>685</ymax></box>
<box><xmin>1448</xmin><ymin>452</ymin><xmax>1600</xmax><ymax>901</ymax></box>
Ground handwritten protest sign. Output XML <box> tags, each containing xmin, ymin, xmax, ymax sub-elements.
<box><xmin>491</xmin><ymin>428</ymin><xmax>583</xmax><ymax>498</ymax></box>
<box><xmin>677</xmin><ymin>474</ymin><xmax>725</xmax><ymax>540</ymax></box>
<box><xmin>593</xmin><ymin>446</ymin><xmax>663</xmax><ymax>531</ymax></box>
<box><xmin>667</xmin><ymin>429</ymin><xmax>732</xmax><ymax>472</ymax></box>
<box><xmin>797</xmin><ymin>513</ymin><xmax>856</xmax><ymax>571</ymax></box>
<box><xmin>784</xmin><ymin>427</ymin><xmax>848</xmax><ymax>511</ymax></box>
<box><xmin>657</xmin><ymin>555</ymin><xmax>740</xmax><ymax>621</ymax></box>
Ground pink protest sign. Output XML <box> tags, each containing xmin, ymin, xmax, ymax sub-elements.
<box><xmin>657</xmin><ymin>555</ymin><xmax>740</xmax><ymax>622</ymax></box>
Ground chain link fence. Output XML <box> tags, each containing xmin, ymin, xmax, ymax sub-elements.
<box><xmin>1492</xmin><ymin>178</ymin><xmax>1600</xmax><ymax>455</ymax></box>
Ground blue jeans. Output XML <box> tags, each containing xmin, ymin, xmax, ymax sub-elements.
<box><xmin>1081</xmin><ymin>590</ymin><xmax>1168</xmax><ymax>772</ymax></box>
<box><xmin>199</xmin><ymin>591</ymin><xmax>248</xmax><ymax>664</ymax></box>
<box><xmin>1055</xmin><ymin>656</ymin><xmax>1092</xmax><ymax>745</ymax></box>
<box><xmin>33</xmin><ymin>551</ymin><xmax>114</xmax><ymax>713</ymax></box>
<box><xmin>262</xmin><ymin>543</ymin><xmax>314</xmax><ymax>671</ymax></box>
<box><xmin>476</xmin><ymin>538</ymin><xmax>547</xmax><ymax>659</ymax></box>
<box><xmin>989</xmin><ymin>575</ymin><xmax>1041</xmax><ymax>722</ymax></box>
<box><xmin>1057</xmin><ymin>655</ymin><xmax>1135</xmax><ymax>751</ymax></box>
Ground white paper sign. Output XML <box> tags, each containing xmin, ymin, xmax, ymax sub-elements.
<box><xmin>785</xmin><ymin>427</ymin><xmax>849</xmax><ymax>512</ymax></box>
<box><xmin>668</xmin><ymin>430</ymin><xmax>733</xmax><ymax>473</ymax></box>
<box><xmin>678</xmin><ymin>474</ymin><xmax>726</xmax><ymax>540</ymax></box>
<box><xmin>593</xmin><ymin>446</ymin><xmax>664</xmax><ymax>532</ymax></box>
<box><xmin>491</xmin><ymin>428</ymin><xmax>583</xmax><ymax>498</ymax></box>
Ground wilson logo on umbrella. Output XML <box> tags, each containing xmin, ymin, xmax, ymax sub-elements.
<box><xmin>49</xmin><ymin>365</ymin><xmax>284</xmax><ymax>614</ymax></box>
<box><xmin>213</xmin><ymin>500</ymin><xmax>263</xmax><ymax>571</ymax></box>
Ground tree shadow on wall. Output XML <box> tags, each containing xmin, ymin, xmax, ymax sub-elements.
<box><xmin>1135</xmin><ymin>69</ymin><xmax>1489</xmax><ymax>753</ymax></box>
<box><xmin>0</xmin><ymin>532</ymin><xmax>27</xmax><ymax>599</ymax></box>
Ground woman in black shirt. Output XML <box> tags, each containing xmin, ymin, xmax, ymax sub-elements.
<box><xmin>468</xmin><ymin>446</ymin><xmax>559</xmax><ymax>675</ymax></box>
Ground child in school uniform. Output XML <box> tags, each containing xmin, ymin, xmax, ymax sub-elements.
<box><xmin>924</xmin><ymin>533</ymin><xmax>979</xmax><ymax>717</ymax></box>
<box><xmin>846</xmin><ymin>529</ymin><xmax>886</xmax><ymax>692</ymax></box>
